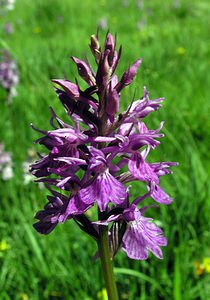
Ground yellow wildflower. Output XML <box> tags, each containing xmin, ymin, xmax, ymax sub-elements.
<box><xmin>33</xmin><ymin>27</ymin><xmax>41</xmax><ymax>34</ymax></box>
<box><xmin>202</xmin><ymin>258</ymin><xmax>210</xmax><ymax>273</ymax></box>
<box><xmin>20</xmin><ymin>293</ymin><xmax>29</xmax><ymax>300</ymax></box>
<box><xmin>97</xmin><ymin>288</ymin><xmax>108</xmax><ymax>300</ymax></box>
<box><xmin>0</xmin><ymin>239</ymin><xmax>10</xmax><ymax>251</ymax></box>
<box><xmin>176</xmin><ymin>47</ymin><xmax>186</xmax><ymax>55</ymax></box>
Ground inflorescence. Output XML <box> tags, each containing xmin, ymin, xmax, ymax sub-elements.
<box><xmin>30</xmin><ymin>32</ymin><xmax>177</xmax><ymax>260</ymax></box>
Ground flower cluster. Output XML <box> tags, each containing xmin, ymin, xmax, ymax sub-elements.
<box><xmin>0</xmin><ymin>50</ymin><xmax>19</xmax><ymax>102</ymax></box>
<box><xmin>0</xmin><ymin>143</ymin><xmax>13</xmax><ymax>180</ymax></box>
<box><xmin>30</xmin><ymin>33</ymin><xmax>177</xmax><ymax>260</ymax></box>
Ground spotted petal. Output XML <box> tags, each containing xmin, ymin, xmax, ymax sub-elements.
<box><xmin>80</xmin><ymin>170</ymin><xmax>127</xmax><ymax>211</ymax></box>
<box><xmin>150</xmin><ymin>183</ymin><xmax>173</xmax><ymax>204</ymax></box>
<box><xmin>122</xmin><ymin>206</ymin><xmax>167</xmax><ymax>260</ymax></box>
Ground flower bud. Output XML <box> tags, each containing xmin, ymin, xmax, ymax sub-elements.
<box><xmin>106</xmin><ymin>88</ymin><xmax>120</xmax><ymax>118</ymax></box>
<box><xmin>52</xmin><ymin>79</ymin><xmax>80</xmax><ymax>99</ymax></box>
<box><xmin>71</xmin><ymin>56</ymin><xmax>95</xmax><ymax>86</ymax></box>
<box><xmin>116</xmin><ymin>58</ymin><xmax>142</xmax><ymax>92</ymax></box>
<box><xmin>90</xmin><ymin>34</ymin><xmax>101</xmax><ymax>63</ymax></box>
<box><xmin>105</xmin><ymin>33</ymin><xmax>115</xmax><ymax>67</ymax></box>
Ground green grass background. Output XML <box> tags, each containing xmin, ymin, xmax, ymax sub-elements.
<box><xmin>0</xmin><ymin>0</ymin><xmax>210</xmax><ymax>299</ymax></box>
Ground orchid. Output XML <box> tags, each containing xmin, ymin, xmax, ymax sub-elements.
<box><xmin>30</xmin><ymin>32</ymin><xmax>177</xmax><ymax>300</ymax></box>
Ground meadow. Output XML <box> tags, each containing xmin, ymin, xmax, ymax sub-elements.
<box><xmin>0</xmin><ymin>0</ymin><xmax>210</xmax><ymax>299</ymax></box>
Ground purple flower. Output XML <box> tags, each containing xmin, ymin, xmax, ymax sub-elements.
<box><xmin>94</xmin><ymin>204</ymin><xmax>167</xmax><ymax>260</ymax></box>
<box><xmin>124</xmin><ymin>87</ymin><xmax>163</xmax><ymax>122</ymax></box>
<box><xmin>0</xmin><ymin>50</ymin><xmax>19</xmax><ymax>102</ymax></box>
<box><xmin>79</xmin><ymin>148</ymin><xmax>127</xmax><ymax>211</ymax></box>
<box><xmin>30</xmin><ymin>32</ymin><xmax>177</xmax><ymax>261</ymax></box>
<box><xmin>3</xmin><ymin>23</ymin><xmax>14</xmax><ymax>34</ymax></box>
<box><xmin>122</xmin><ymin>205</ymin><xmax>167</xmax><ymax>260</ymax></box>
<box><xmin>115</xmin><ymin>58</ymin><xmax>142</xmax><ymax>93</ymax></box>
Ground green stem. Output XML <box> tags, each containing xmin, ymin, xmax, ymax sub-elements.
<box><xmin>98</xmin><ymin>225</ymin><xmax>119</xmax><ymax>300</ymax></box>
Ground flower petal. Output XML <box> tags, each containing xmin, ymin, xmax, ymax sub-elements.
<box><xmin>128</xmin><ymin>153</ymin><xmax>158</xmax><ymax>183</ymax></box>
<box><xmin>150</xmin><ymin>183</ymin><xmax>173</xmax><ymax>204</ymax></box>
<box><xmin>122</xmin><ymin>207</ymin><xmax>167</xmax><ymax>260</ymax></box>
<box><xmin>122</xmin><ymin>225</ymin><xmax>148</xmax><ymax>260</ymax></box>
<box><xmin>80</xmin><ymin>170</ymin><xmax>127</xmax><ymax>211</ymax></box>
<box><xmin>116</xmin><ymin>58</ymin><xmax>142</xmax><ymax>92</ymax></box>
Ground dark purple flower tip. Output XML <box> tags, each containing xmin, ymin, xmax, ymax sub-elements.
<box><xmin>33</xmin><ymin>191</ymin><xmax>68</xmax><ymax>234</ymax></box>
<box><xmin>116</xmin><ymin>58</ymin><xmax>142</xmax><ymax>92</ymax></box>
<box><xmin>104</xmin><ymin>33</ymin><xmax>116</xmax><ymax>67</ymax></box>
<box><xmin>33</xmin><ymin>219</ymin><xmax>57</xmax><ymax>235</ymax></box>
<box><xmin>54</xmin><ymin>88</ymin><xmax>99</xmax><ymax>127</ymax></box>
<box><xmin>96</xmin><ymin>49</ymin><xmax>111</xmax><ymax>90</ymax></box>
<box><xmin>33</xmin><ymin>187</ymin><xmax>93</xmax><ymax>234</ymax></box>
<box><xmin>71</xmin><ymin>56</ymin><xmax>95</xmax><ymax>86</ymax></box>
<box><xmin>52</xmin><ymin>79</ymin><xmax>79</xmax><ymax>99</ymax></box>
<box><xmin>105</xmin><ymin>33</ymin><xmax>115</xmax><ymax>54</ymax></box>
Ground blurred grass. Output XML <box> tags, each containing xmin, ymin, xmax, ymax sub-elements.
<box><xmin>0</xmin><ymin>0</ymin><xmax>210</xmax><ymax>299</ymax></box>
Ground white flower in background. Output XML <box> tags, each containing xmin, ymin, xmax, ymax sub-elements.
<box><xmin>2</xmin><ymin>164</ymin><xmax>13</xmax><ymax>180</ymax></box>
<box><xmin>22</xmin><ymin>149</ymin><xmax>44</xmax><ymax>188</ymax></box>
<box><xmin>136</xmin><ymin>0</ymin><xmax>144</xmax><ymax>10</ymax></box>
<box><xmin>0</xmin><ymin>0</ymin><xmax>16</xmax><ymax>10</ymax></box>
<box><xmin>0</xmin><ymin>143</ymin><xmax>13</xmax><ymax>180</ymax></box>
<box><xmin>136</xmin><ymin>18</ymin><xmax>147</xmax><ymax>31</ymax></box>
<box><xmin>7</xmin><ymin>0</ymin><xmax>15</xmax><ymax>10</ymax></box>
<box><xmin>22</xmin><ymin>161</ymin><xmax>34</xmax><ymax>185</ymax></box>
<box><xmin>173</xmin><ymin>0</ymin><xmax>181</xmax><ymax>9</ymax></box>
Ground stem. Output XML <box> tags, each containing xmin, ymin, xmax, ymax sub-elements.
<box><xmin>98</xmin><ymin>225</ymin><xmax>119</xmax><ymax>300</ymax></box>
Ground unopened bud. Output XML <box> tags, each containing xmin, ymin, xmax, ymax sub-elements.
<box><xmin>105</xmin><ymin>33</ymin><xmax>115</xmax><ymax>67</ymax></box>
<box><xmin>90</xmin><ymin>35</ymin><xmax>101</xmax><ymax>63</ymax></box>
<box><xmin>71</xmin><ymin>56</ymin><xmax>95</xmax><ymax>86</ymax></box>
